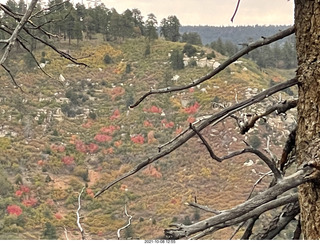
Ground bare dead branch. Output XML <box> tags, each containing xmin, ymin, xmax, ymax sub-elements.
<box><xmin>231</xmin><ymin>0</ymin><xmax>241</xmax><ymax>22</ymax></box>
<box><xmin>130</xmin><ymin>26</ymin><xmax>295</xmax><ymax>108</ymax></box>
<box><xmin>117</xmin><ymin>204</ymin><xmax>133</xmax><ymax>240</ymax></box>
<box><xmin>252</xmin><ymin>202</ymin><xmax>299</xmax><ymax>240</ymax></box>
<box><xmin>292</xmin><ymin>216</ymin><xmax>301</xmax><ymax>240</ymax></box>
<box><xmin>0</xmin><ymin>0</ymin><xmax>38</xmax><ymax>65</ymax></box>
<box><xmin>241</xmin><ymin>217</ymin><xmax>258</xmax><ymax>239</ymax></box>
<box><xmin>189</xmin><ymin>194</ymin><xmax>298</xmax><ymax>240</ymax></box>
<box><xmin>247</xmin><ymin>171</ymin><xmax>272</xmax><ymax>199</ymax></box>
<box><xmin>279</xmin><ymin>127</ymin><xmax>297</xmax><ymax>172</ymax></box>
<box><xmin>185</xmin><ymin>202</ymin><xmax>221</xmax><ymax>215</ymax></box>
<box><xmin>76</xmin><ymin>186</ymin><xmax>85</xmax><ymax>240</ymax></box>
<box><xmin>164</xmin><ymin>165</ymin><xmax>316</xmax><ymax>239</ymax></box>
<box><xmin>64</xmin><ymin>226</ymin><xmax>69</xmax><ymax>240</ymax></box>
<box><xmin>95</xmin><ymin>78</ymin><xmax>298</xmax><ymax>198</ymax></box>
<box><xmin>190</xmin><ymin>123</ymin><xmax>282</xmax><ymax>180</ymax></box>
<box><xmin>238</xmin><ymin>99</ymin><xmax>297</xmax><ymax>134</ymax></box>
<box><xmin>1</xmin><ymin>64</ymin><xmax>23</xmax><ymax>91</ymax></box>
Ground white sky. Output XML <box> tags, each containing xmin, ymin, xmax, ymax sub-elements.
<box><xmin>100</xmin><ymin>0</ymin><xmax>294</xmax><ymax>26</ymax></box>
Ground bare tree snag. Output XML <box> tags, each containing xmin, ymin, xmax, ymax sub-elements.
<box><xmin>76</xmin><ymin>186</ymin><xmax>85</xmax><ymax>240</ymax></box>
<box><xmin>117</xmin><ymin>204</ymin><xmax>133</xmax><ymax>240</ymax></box>
<box><xmin>295</xmin><ymin>0</ymin><xmax>320</xmax><ymax>239</ymax></box>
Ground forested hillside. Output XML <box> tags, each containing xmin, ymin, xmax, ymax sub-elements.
<box><xmin>0</xmin><ymin>1</ymin><xmax>297</xmax><ymax>240</ymax></box>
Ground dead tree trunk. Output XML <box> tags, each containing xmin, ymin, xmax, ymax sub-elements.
<box><xmin>295</xmin><ymin>0</ymin><xmax>320</xmax><ymax>239</ymax></box>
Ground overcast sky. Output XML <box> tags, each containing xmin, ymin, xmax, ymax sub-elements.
<box><xmin>101</xmin><ymin>0</ymin><xmax>294</xmax><ymax>26</ymax></box>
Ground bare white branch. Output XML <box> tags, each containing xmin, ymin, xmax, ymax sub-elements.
<box><xmin>76</xmin><ymin>186</ymin><xmax>85</xmax><ymax>240</ymax></box>
<box><xmin>117</xmin><ymin>204</ymin><xmax>133</xmax><ymax>240</ymax></box>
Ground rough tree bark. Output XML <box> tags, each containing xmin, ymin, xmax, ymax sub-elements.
<box><xmin>295</xmin><ymin>0</ymin><xmax>320</xmax><ymax>239</ymax></box>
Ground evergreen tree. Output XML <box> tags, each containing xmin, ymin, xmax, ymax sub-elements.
<box><xmin>160</xmin><ymin>15</ymin><xmax>181</xmax><ymax>42</ymax></box>
<box><xmin>145</xmin><ymin>13</ymin><xmax>158</xmax><ymax>41</ymax></box>
<box><xmin>181</xmin><ymin>32</ymin><xmax>202</xmax><ymax>46</ymax></box>
<box><xmin>42</xmin><ymin>222</ymin><xmax>57</xmax><ymax>240</ymax></box>
<box><xmin>170</xmin><ymin>49</ymin><xmax>184</xmax><ymax>70</ymax></box>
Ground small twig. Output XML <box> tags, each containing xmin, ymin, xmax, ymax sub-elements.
<box><xmin>117</xmin><ymin>204</ymin><xmax>133</xmax><ymax>240</ymax></box>
<box><xmin>76</xmin><ymin>186</ymin><xmax>85</xmax><ymax>240</ymax></box>
<box><xmin>247</xmin><ymin>171</ymin><xmax>272</xmax><ymax>200</ymax></box>
<box><xmin>264</xmin><ymin>136</ymin><xmax>278</xmax><ymax>164</ymax></box>
<box><xmin>190</xmin><ymin>123</ymin><xmax>282</xmax><ymax>180</ymax></box>
<box><xmin>231</xmin><ymin>0</ymin><xmax>241</xmax><ymax>22</ymax></box>
<box><xmin>64</xmin><ymin>226</ymin><xmax>69</xmax><ymax>240</ymax></box>
<box><xmin>185</xmin><ymin>202</ymin><xmax>221</xmax><ymax>215</ymax></box>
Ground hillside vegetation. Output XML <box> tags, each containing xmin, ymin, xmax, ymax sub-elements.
<box><xmin>0</xmin><ymin>34</ymin><xmax>296</xmax><ymax>239</ymax></box>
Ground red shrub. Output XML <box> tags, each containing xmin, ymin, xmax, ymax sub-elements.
<box><xmin>75</xmin><ymin>140</ymin><xmax>87</xmax><ymax>153</ymax></box>
<box><xmin>145</xmin><ymin>106</ymin><xmax>162</xmax><ymax>114</ymax></box>
<box><xmin>22</xmin><ymin>198</ymin><xmax>38</xmax><ymax>207</ymax></box>
<box><xmin>184</xmin><ymin>102</ymin><xmax>200</xmax><ymax>114</ymax></box>
<box><xmin>82</xmin><ymin>121</ymin><xmax>93</xmax><ymax>128</ymax></box>
<box><xmin>7</xmin><ymin>205</ymin><xmax>22</xmax><ymax>216</ymax></box>
<box><xmin>100</xmin><ymin>125</ymin><xmax>119</xmax><ymax>134</ymax></box>
<box><xmin>15</xmin><ymin>190</ymin><xmax>23</xmax><ymax>197</ymax></box>
<box><xmin>143</xmin><ymin>120</ymin><xmax>153</xmax><ymax>127</ymax></box>
<box><xmin>94</xmin><ymin>134</ymin><xmax>112</xmax><ymax>142</ymax></box>
<box><xmin>51</xmin><ymin>144</ymin><xmax>65</xmax><ymax>153</ymax></box>
<box><xmin>87</xmin><ymin>143</ymin><xmax>99</xmax><ymax>154</ymax></box>
<box><xmin>175</xmin><ymin>127</ymin><xmax>183</xmax><ymax>135</ymax></box>
<box><xmin>187</xmin><ymin>116</ymin><xmax>196</xmax><ymax>124</ymax></box>
<box><xmin>110</xmin><ymin>109</ymin><xmax>120</xmax><ymax>120</ymax></box>
<box><xmin>62</xmin><ymin>156</ymin><xmax>75</xmax><ymax>165</ymax></box>
<box><xmin>20</xmin><ymin>185</ymin><xmax>30</xmax><ymax>193</ymax></box>
<box><xmin>131</xmin><ymin>135</ymin><xmax>144</xmax><ymax>144</ymax></box>
<box><xmin>189</xmin><ymin>87</ymin><xmax>195</xmax><ymax>93</ymax></box>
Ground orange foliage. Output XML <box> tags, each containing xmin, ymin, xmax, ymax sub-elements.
<box><xmin>147</xmin><ymin>131</ymin><xmax>157</xmax><ymax>144</ymax></box>
<box><xmin>143</xmin><ymin>120</ymin><xmax>153</xmax><ymax>127</ymax></box>
<box><xmin>143</xmin><ymin>165</ymin><xmax>162</xmax><ymax>178</ymax></box>
<box><xmin>86</xmin><ymin>188</ymin><xmax>94</xmax><ymax>198</ymax></box>
<box><xmin>82</xmin><ymin>120</ymin><xmax>93</xmax><ymax>128</ymax></box>
<box><xmin>51</xmin><ymin>144</ymin><xmax>65</xmax><ymax>153</ymax></box>
<box><xmin>109</xmin><ymin>87</ymin><xmax>125</xmax><ymax>101</ymax></box>
<box><xmin>187</xmin><ymin>116</ymin><xmax>196</xmax><ymax>124</ymax></box>
<box><xmin>114</xmin><ymin>140</ymin><xmax>122</xmax><ymax>147</ymax></box>
<box><xmin>37</xmin><ymin>160</ymin><xmax>45</xmax><ymax>166</ymax></box>
<box><xmin>175</xmin><ymin>127</ymin><xmax>183</xmax><ymax>135</ymax></box>
<box><xmin>103</xmin><ymin>147</ymin><xmax>114</xmax><ymax>154</ymax></box>
<box><xmin>54</xmin><ymin>213</ymin><xmax>63</xmax><ymax>220</ymax></box>
<box><xmin>120</xmin><ymin>184</ymin><xmax>128</xmax><ymax>191</ymax></box>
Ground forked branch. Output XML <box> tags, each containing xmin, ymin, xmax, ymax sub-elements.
<box><xmin>164</xmin><ymin>165</ymin><xmax>316</xmax><ymax>239</ymax></box>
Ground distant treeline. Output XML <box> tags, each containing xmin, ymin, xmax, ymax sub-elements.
<box><xmin>209</xmin><ymin>36</ymin><xmax>297</xmax><ymax>69</ymax></box>
<box><xmin>1</xmin><ymin>0</ymin><xmax>182</xmax><ymax>46</ymax></box>
<box><xmin>180</xmin><ymin>25</ymin><xmax>293</xmax><ymax>45</ymax></box>
<box><xmin>1</xmin><ymin>1</ymin><xmax>297</xmax><ymax>69</ymax></box>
